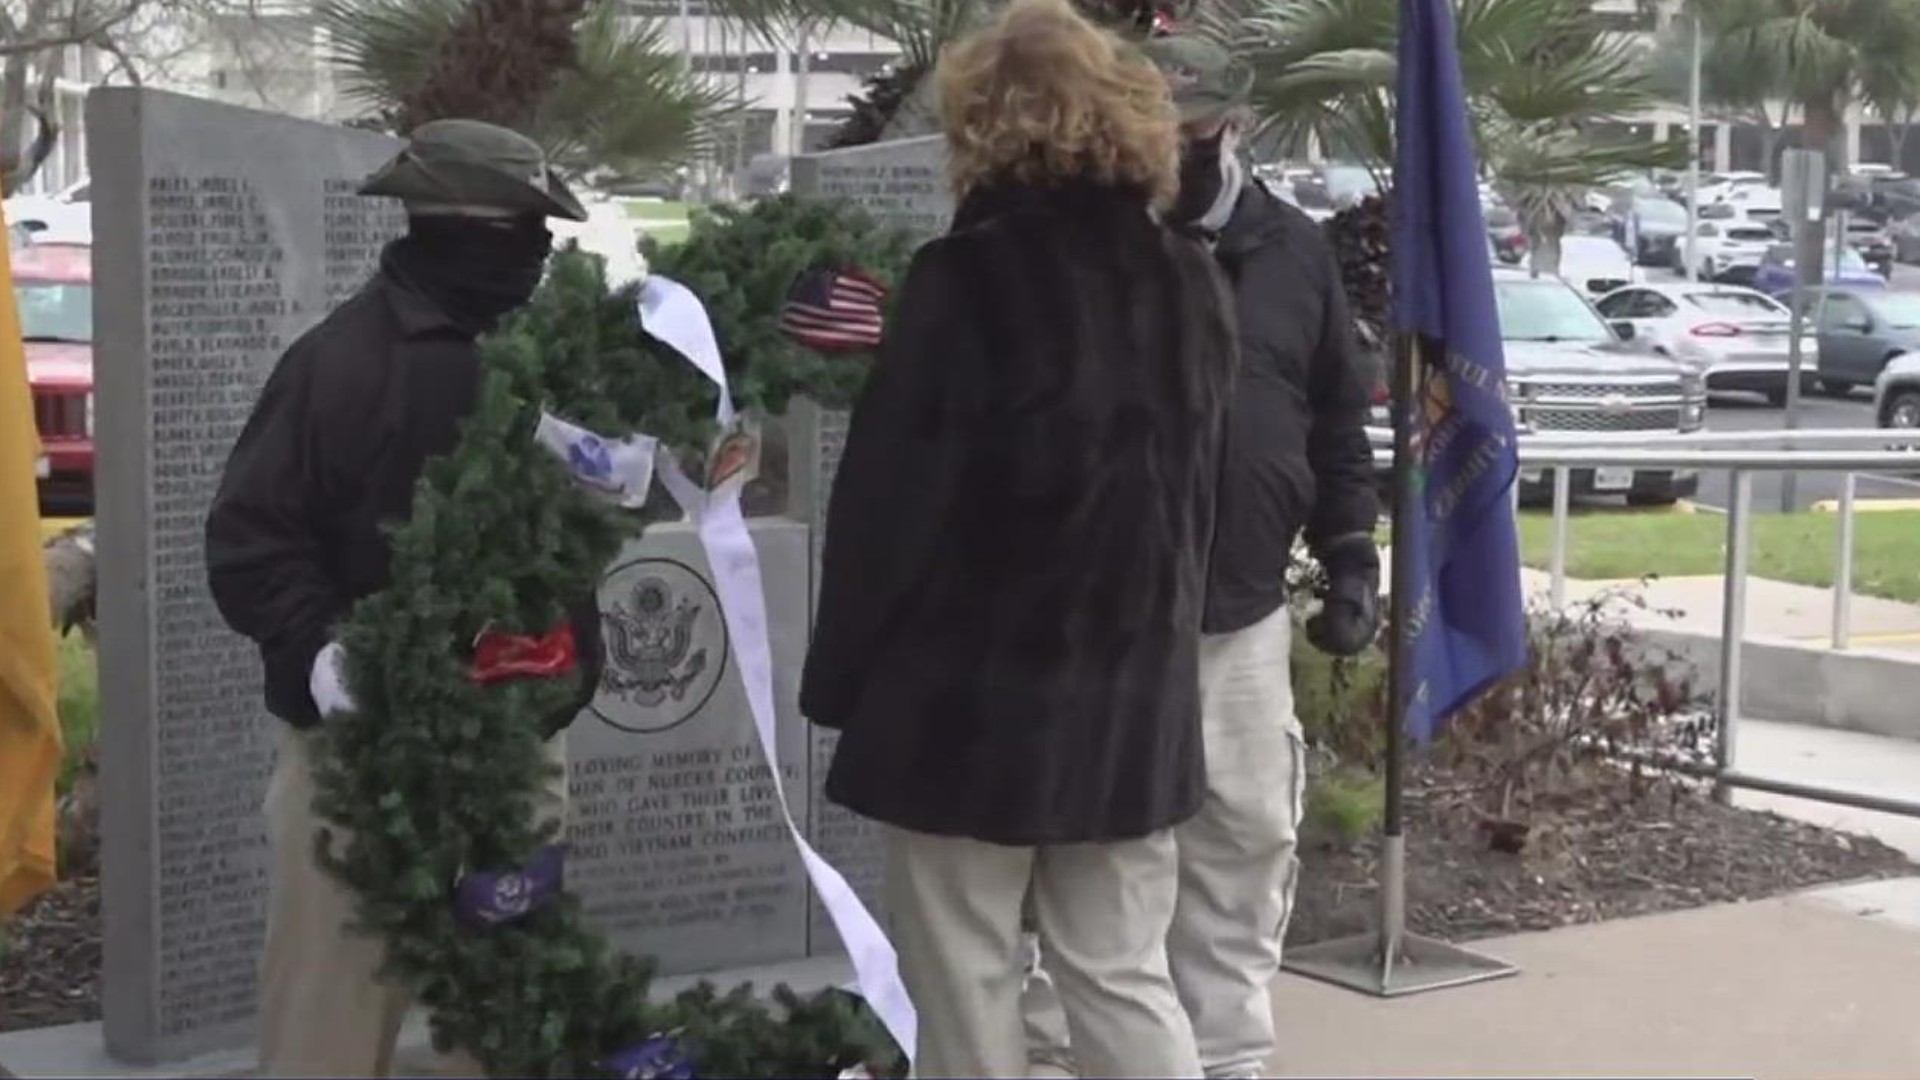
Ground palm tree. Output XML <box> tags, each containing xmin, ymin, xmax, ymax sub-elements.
<box><xmin>1220</xmin><ymin>0</ymin><xmax>1683</xmax><ymax>321</ymax></box>
<box><xmin>811</xmin><ymin>0</ymin><xmax>1180</xmax><ymax>145</ymax></box>
<box><xmin>1857</xmin><ymin>15</ymin><xmax>1920</xmax><ymax>169</ymax></box>
<box><xmin>1696</xmin><ymin>0</ymin><xmax>1920</xmax><ymax>171</ymax></box>
<box><xmin>317</xmin><ymin>0</ymin><xmax>759</xmax><ymax>181</ymax></box>
<box><xmin>1646</xmin><ymin>24</ymin><xmax>1798</xmax><ymax>181</ymax></box>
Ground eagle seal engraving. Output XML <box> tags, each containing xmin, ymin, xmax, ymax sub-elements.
<box><xmin>603</xmin><ymin>575</ymin><xmax>708</xmax><ymax>706</ymax></box>
<box><xmin>590</xmin><ymin>557</ymin><xmax>728</xmax><ymax>734</ymax></box>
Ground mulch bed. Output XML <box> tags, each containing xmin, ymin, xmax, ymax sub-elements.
<box><xmin>1</xmin><ymin>874</ymin><xmax>99</xmax><ymax>1033</ymax></box>
<box><xmin>1290</xmin><ymin>761</ymin><xmax>1915</xmax><ymax>947</ymax></box>
<box><xmin>4</xmin><ymin>764</ymin><xmax>1913</xmax><ymax>1035</ymax></box>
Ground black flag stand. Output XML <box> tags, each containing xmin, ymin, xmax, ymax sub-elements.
<box><xmin>1280</xmin><ymin>333</ymin><xmax>1520</xmax><ymax>997</ymax></box>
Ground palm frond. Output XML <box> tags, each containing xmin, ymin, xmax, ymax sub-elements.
<box><xmin>318</xmin><ymin>0</ymin><xmax>724</xmax><ymax>175</ymax></box>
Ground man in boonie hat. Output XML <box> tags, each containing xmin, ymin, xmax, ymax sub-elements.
<box><xmin>205</xmin><ymin>118</ymin><xmax>600</xmax><ymax>1076</ymax></box>
<box><xmin>1020</xmin><ymin>36</ymin><xmax>1384</xmax><ymax>1079</ymax></box>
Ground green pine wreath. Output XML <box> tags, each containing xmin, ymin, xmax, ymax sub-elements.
<box><xmin>311</xmin><ymin>196</ymin><xmax>915</xmax><ymax>1077</ymax></box>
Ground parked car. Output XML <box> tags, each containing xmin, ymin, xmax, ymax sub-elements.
<box><xmin>1844</xmin><ymin>217</ymin><xmax>1897</xmax><ymax>279</ymax></box>
<box><xmin>1891</xmin><ymin>214</ymin><xmax>1920</xmax><ymax>263</ymax></box>
<box><xmin>1752</xmin><ymin>242</ymin><xmax>1885</xmax><ymax>295</ymax></box>
<box><xmin>18</xmin><ymin>242</ymin><xmax>93</xmax><ymax>514</ymax></box>
<box><xmin>1368</xmin><ymin>268</ymin><xmax>1706</xmax><ymax>506</ymax></box>
<box><xmin>1557</xmin><ymin>234</ymin><xmax>1636</xmax><ymax>296</ymax></box>
<box><xmin>1693</xmin><ymin>214</ymin><xmax>1779</xmax><ymax>283</ymax></box>
<box><xmin>1791</xmin><ymin>287</ymin><xmax>1920</xmax><ymax>397</ymax></box>
<box><xmin>1485</xmin><ymin>204</ymin><xmax>1527</xmax><ymax>264</ymax></box>
<box><xmin>1876</xmin><ymin>352</ymin><xmax>1920</xmax><ymax>430</ymax></box>
<box><xmin>1611</xmin><ymin>194</ymin><xmax>1687</xmax><ymax>267</ymax></box>
<box><xmin>1716</xmin><ymin>184</ymin><xmax>1784</xmax><ymax>230</ymax></box>
<box><xmin>1293</xmin><ymin>163</ymin><xmax>1380</xmax><ymax>214</ymax></box>
<box><xmin>1699</xmin><ymin>171</ymin><xmax>1769</xmax><ymax>205</ymax></box>
<box><xmin>1596</xmin><ymin>283</ymin><xmax>1809</xmax><ymax>405</ymax></box>
<box><xmin>1872</xmin><ymin>175</ymin><xmax>1920</xmax><ymax>219</ymax></box>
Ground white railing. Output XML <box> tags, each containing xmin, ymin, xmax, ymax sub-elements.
<box><xmin>1373</xmin><ymin>427</ymin><xmax>1920</xmax><ymax>819</ymax></box>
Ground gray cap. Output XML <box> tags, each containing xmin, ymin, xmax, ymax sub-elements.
<box><xmin>359</xmin><ymin>119</ymin><xmax>588</xmax><ymax>221</ymax></box>
<box><xmin>1141</xmin><ymin>35</ymin><xmax>1253</xmax><ymax>123</ymax></box>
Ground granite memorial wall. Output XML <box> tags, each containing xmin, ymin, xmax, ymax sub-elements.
<box><xmin>787</xmin><ymin>135</ymin><xmax>954</xmax><ymax>954</ymax></box>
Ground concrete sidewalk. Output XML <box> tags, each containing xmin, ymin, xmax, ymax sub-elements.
<box><xmin>1266</xmin><ymin>715</ymin><xmax>1920</xmax><ymax>1079</ymax></box>
<box><xmin>1268</xmin><ymin>878</ymin><xmax>1920</xmax><ymax>1079</ymax></box>
<box><xmin>1520</xmin><ymin>568</ymin><xmax>1920</xmax><ymax>654</ymax></box>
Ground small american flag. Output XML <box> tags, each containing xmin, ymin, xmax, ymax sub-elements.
<box><xmin>779</xmin><ymin>266</ymin><xmax>888</xmax><ymax>353</ymax></box>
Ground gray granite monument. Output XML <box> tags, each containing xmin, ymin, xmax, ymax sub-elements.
<box><xmin>568</xmin><ymin>520</ymin><xmax>812</xmax><ymax>974</ymax></box>
<box><xmin>89</xmin><ymin>87</ymin><xmax>408</xmax><ymax>1066</ymax></box>
<box><xmin>787</xmin><ymin>134</ymin><xmax>954</xmax><ymax>954</ymax></box>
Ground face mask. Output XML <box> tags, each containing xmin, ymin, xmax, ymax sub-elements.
<box><xmin>393</xmin><ymin>214</ymin><xmax>554</xmax><ymax>332</ymax></box>
<box><xmin>1168</xmin><ymin>127</ymin><xmax>1244</xmax><ymax>233</ymax></box>
<box><xmin>1169</xmin><ymin>130</ymin><xmax>1227</xmax><ymax>225</ymax></box>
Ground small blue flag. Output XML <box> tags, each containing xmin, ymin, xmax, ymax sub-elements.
<box><xmin>1391</xmin><ymin>0</ymin><xmax>1528</xmax><ymax>741</ymax></box>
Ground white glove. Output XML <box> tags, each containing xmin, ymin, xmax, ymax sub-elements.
<box><xmin>310</xmin><ymin>642</ymin><xmax>356</xmax><ymax>717</ymax></box>
<box><xmin>534</xmin><ymin>410</ymin><xmax>658</xmax><ymax>508</ymax></box>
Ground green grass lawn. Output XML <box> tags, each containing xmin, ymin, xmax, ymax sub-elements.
<box><xmin>55</xmin><ymin>632</ymin><xmax>96</xmax><ymax>795</ymax></box>
<box><xmin>1515</xmin><ymin>509</ymin><xmax>1920</xmax><ymax>605</ymax></box>
<box><xmin>624</xmin><ymin>199</ymin><xmax>690</xmax><ymax>246</ymax></box>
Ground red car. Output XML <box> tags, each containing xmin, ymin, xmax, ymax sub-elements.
<box><xmin>18</xmin><ymin>242</ymin><xmax>93</xmax><ymax>513</ymax></box>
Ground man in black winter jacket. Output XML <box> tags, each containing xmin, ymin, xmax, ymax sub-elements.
<box><xmin>1153</xmin><ymin>35</ymin><xmax>1382</xmax><ymax>1077</ymax></box>
<box><xmin>1023</xmin><ymin>36</ymin><xmax>1383</xmax><ymax>1079</ymax></box>
<box><xmin>204</xmin><ymin>120</ymin><xmax>598</xmax><ymax>1078</ymax></box>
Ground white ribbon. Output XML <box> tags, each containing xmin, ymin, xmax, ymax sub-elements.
<box><xmin>535</xmin><ymin>411</ymin><xmax>658</xmax><ymax>508</ymax></box>
<box><xmin>636</xmin><ymin>276</ymin><xmax>918</xmax><ymax>1062</ymax></box>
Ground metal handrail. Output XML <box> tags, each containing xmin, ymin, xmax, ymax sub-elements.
<box><xmin>1373</xmin><ymin>427</ymin><xmax>1920</xmax><ymax>819</ymax></box>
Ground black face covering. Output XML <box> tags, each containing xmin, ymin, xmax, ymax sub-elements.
<box><xmin>1167</xmin><ymin>130</ymin><xmax>1227</xmax><ymax>227</ymax></box>
<box><xmin>382</xmin><ymin>214</ymin><xmax>554</xmax><ymax>334</ymax></box>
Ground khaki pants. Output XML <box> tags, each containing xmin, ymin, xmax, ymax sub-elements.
<box><xmin>257</xmin><ymin>727</ymin><xmax>568</xmax><ymax>1078</ymax></box>
<box><xmin>1023</xmin><ymin>607</ymin><xmax>1305</xmax><ymax>1078</ymax></box>
<box><xmin>887</xmin><ymin>826</ymin><xmax>1201</xmax><ymax>1079</ymax></box>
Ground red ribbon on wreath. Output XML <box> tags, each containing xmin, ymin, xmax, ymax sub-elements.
<box><xmin>469</xmin><ymin>621</ymin><xmax>578</xmax><ymax>685</ymax></box>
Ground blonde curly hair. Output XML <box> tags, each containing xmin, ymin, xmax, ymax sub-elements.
<box><xmin>937</xmin><ymin>0</ymin><xmax>1181</xmax><ymax>208</ymax></box>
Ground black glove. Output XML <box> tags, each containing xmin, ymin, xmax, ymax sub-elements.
<box><xmin>1305</xmin><ymin>542</ymin><xmax>1381</xmax><ymax>657</ymax></box>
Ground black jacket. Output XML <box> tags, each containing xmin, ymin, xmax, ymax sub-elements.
<box><xmin>800</xmin><ymin>181</ymin><xmax>1237</xmax><ymax>845</ymax></box>
<box><xmin>204</xmin><ymin>258</ymin><xmax>601</xmax><ymax>730</ymax></box>
<box><xmin>1200</xmin><ymin>180</ymin><xmax>1379</xmax><ymax>635</ymax></box>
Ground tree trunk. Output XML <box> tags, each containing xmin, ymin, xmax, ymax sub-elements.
<box><xmin>1802</xmin><ymin>96</ymin><xmax>1845</xmax><ymax>170</ymax></box>
<box><xmin>1890</xmin><ymin>111</ymin><xmax>1914</xmax><ymax>173</ymax></box>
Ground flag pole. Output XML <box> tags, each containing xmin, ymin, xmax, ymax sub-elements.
<box><xmin>1281</xmin><ymin>330</ymin><xmax>1519</xmax><ymax>998</ymax></box>
<box><xmin>1377</xmin><ymin>330</ymin><xmax>1419</xmax><ymax>985</ymax></box>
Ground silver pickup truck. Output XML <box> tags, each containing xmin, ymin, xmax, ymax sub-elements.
<box><xmin>1369</xmin><ymin>266</ymin><xmax>1708</xmax><ymax>506</ymax></box>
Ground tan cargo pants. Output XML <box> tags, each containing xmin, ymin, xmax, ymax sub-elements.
<box><xmin>885</xmin><ymin>822</ymin><xmax>1201</xmax><ymax>1079</ymax></box>
<box><xmin>1024</xmin><ymin>606</ymin><xmax>1306</xmax><ymax>1079</ymax></box>
<box><xmin>257</xmin><ymin>726</ymin><xmax>568</xmax><ymax>1078</ymax></box>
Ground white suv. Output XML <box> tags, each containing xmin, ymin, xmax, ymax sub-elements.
<box><xmin>1693</xmin><ymin>206</ymin><xmax>1780</xmax><ymax>283</ymax></box>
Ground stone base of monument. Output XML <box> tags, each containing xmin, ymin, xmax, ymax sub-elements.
<box><xmin>0</xmin><ymin>954</ymin><xmax>856</xmax><ymax>1078</ymax></box>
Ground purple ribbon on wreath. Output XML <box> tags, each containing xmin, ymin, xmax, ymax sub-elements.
<box><xmin>453</xmin><ymin>844</ymin><xmax>566</xmax><ymax>927</ymax></box>
<box><xmin>603</xmin><ymin>1035</ymin><xmax>695</xmax><ymax>1079</ymax></box>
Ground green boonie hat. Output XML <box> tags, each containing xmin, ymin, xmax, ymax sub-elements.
<box><xmin>359</xmin><ymin>119</ymin><xmax>588</xmax><ymax>222</ymax></box>
<box><xmin>1141</xmin><ymin>35</ymin><xmax>1253</xmax><ymax>123</ymax></box>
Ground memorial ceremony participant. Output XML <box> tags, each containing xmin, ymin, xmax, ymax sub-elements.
<box><xmin>799</xmin><ymin>0</ymin><xmax>1236</xmax><ymax>1074</ymax></box>
<box><xmin>204</xmin><ymin>120</ymin><xmax>600</xmax><ymax>1078</ymax></box>
<box><xmin>1150</xmin><ymin>35</ymin><xmax>1390</xmax><ymax>1080</ymax></box>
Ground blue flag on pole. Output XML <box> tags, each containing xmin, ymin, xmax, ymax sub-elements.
<box><xmin>1391</xmin><ymin>0</ymin><xmax>1528</xmax><ymax>742</ymax></box>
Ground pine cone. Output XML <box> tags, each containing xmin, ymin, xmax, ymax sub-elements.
<box><xmin>402</xmin><ymin>0</ymin><xmax>587</xmax><ymax>132</ymax></box>
<box><xmin>1326</xmin><ymin>195</ymin><xmax>1391</xmax><ymax>351</ymax></box>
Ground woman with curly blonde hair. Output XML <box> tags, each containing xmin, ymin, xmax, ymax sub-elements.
<box><xmin>800</xmin><ymin>0</ymin><xmax>1235</xmax><ymax>1074</ymax></box>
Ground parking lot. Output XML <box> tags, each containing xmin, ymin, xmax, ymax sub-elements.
<box><xmin>1625</xmin><ymin>263</ymin><xmax>1919</xmax><ymax>513</ymax></box>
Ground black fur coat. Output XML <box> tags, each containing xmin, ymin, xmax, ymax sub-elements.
<box><xmin>799</xmin><ymin>179</ymin><xmax>1237</xmax><ymax>845</ymax></box>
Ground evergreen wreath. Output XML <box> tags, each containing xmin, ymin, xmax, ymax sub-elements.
<box><xmin>310</xmin><ymin>204</ymin><xmax>914</xmax><ymax>1077</ymax></box>
<box><xmin>644</xmin><ymin>194</ymin><xmax>918</xmax><ymax>413</ymax></box>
